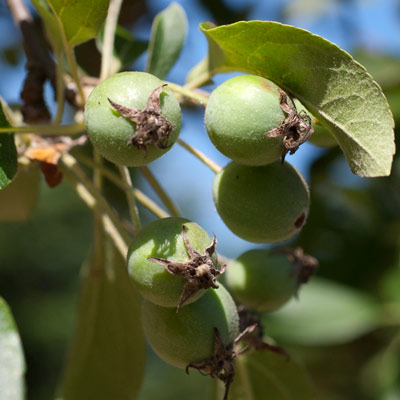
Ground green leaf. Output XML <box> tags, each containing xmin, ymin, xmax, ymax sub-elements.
<box><xmin>59</xmin><ymin>239</ymin><xmax>146</xmax><ymax>400</ymax></box>
<box><xmin>0</xmin><ymin>297</ymin><xmax>26</xmax><ymax>400</ymax></box>
<box><xmin>213</xmin><ymin>350</ymin><xmax>315</xmax><ymax>400</ymax></box>
<box><xmin>46</xmin><ymin>0</ymin><xmax>109</xmax><ymax>47</ymax></box>
<box><xmin>263</xmin><ymin>278</ymin><xmax>380</xmax><ymax>346</ymax></box>
<box><xmin>361</xmin><ymin>330</ymin><xmax>400</xmax><ymax>398</ymax></box>
<box><xmin>146</xmin><ymin>2</ymin><xmax>187</xmax><ymax>79</ymax></box>
<box><xmin>193</xmin><ymin>21</ymin><xmax>395</xmax><ymax>177</ymax></box>
<box><xmin>97</xmin><ymin>25</ymin><xmax>148</xmax><ymax>73</ymax></box>
<box><xmin>31</xmin><ymin>0</ymin><xmax>64</xmax><ymax>53</ymax></box>
<box><xmin>0</xmin><ymin>162</ymin><xmax>40</xmax><ymax>221</ymax></box>
<box><xmin>0</xmin><ymin>99</ymin><xmax>17</xmax><ymax>190</ymax></box>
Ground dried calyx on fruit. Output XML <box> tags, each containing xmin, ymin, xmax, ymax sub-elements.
<box><xmin>148</xmin><ymin>225</ymin><xmax>226</xmax><ymax>312</ymax></box>
<box><xmin>128</xmin><ymin>217</ymin><xmax>224</xmax><ymax>308</ymax></box>
<box><xmin>265</xmin><ymin>89</ymin><xmax>314</xmax><ymax>162</ymax></box>
<box><xmin>226</xmin><ymin>247</ymin><xmax>318</xmax><ymax>312</ymax></box>
<box><xmin>187</xmin><ymin>306</ymin><xmax>289</xmax><ymax>400</ymax></box>
<box><xmin>141</xmin><ymin>285</ymin><xmax>239</xmax><ymax>398</ymax></box>
<box><xmin>235</xmin><ymin>305</ymin><xmax>288</xmax><ymax>357</ymax></box>
<box><xmin>85</xmin><ymin>71</ymin><xmax>181</xmax><ymax>166</ymax></box>
<box><xmin>108</xmin><ymin>84</ymin><xmax>173</xmax><ymax>154</ymax></box>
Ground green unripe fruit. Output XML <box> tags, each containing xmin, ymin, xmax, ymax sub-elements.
<box><xmin>205</xmin><ymin>75</ymin><xmax>290</xmax><ymax>166</ymax></box>
<box><xmin>226</xmin><ymin>249</ymin><xmax>299</xmax><ymax>312</ymax></box>
<box><xmin>127</xmin><ymin>217</ymin><xmax>218</xmax><ymax>308</ymax></box>
<box><xmin>213</xmin><ymin>161</ymin><xmax>309</xmax><ymax>243</ymax></box>
<box><xmin>85</xmin><ymin>71</ymin><xmax>181</xmax><ymax>166</ymax></box>
<box><xmin>142</xmin><ymin>284</ymin><xmax>239</xmax><ymax>369</ymax></box>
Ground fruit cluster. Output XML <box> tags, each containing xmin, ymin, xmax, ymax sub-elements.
<box><xmin>85</xmin><ymin>71</ymin><xmax>320</xmax><ymax>397</ymax></box>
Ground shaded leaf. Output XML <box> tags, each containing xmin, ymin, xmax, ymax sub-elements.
<box><xmin>192</xmin><ymin>21</ymin><xmax>395</xmax><ymax>177</ymax></box>
<box><xmin>354</xmin><ymin>49</ymin><xmax>400</xmax><ymax>90</ymax></box>
<box><xmin>146</xmin><ymin>3</ymin><xmax>187</xmax><ymax>79</ymax></box>
<box><xmin>31</xmin><ymin>0</ymin><xmax>64</xmax><ymax>53</ymax></box>
<box><xmin>0</xmin><ymin>162</ymin><xmax>40</xmax><ymax>221</ymax></box>
<box><xmin>97</xmin><ymin>25</ymin><xmax>148</xmax><ymax>73</ymax></box>
<box><xmin>361</xmin><ymin>330</ymin><xmax>400</xmax><ymax>398</ymax></box>
<box><xmin>0</xmin><ymin>99</ymin><xmax>17</xmax><ymax>190</ymax></box>
<box><xmin>0</xmin><ymin>297</ymin><xmax>26</xmax><ymax>400</ymax></box>
<box><xmin>46</xmin><ymin>0</ymin><xmax>109</xmax><ymax>47</ymax></box>
<box><xmin>263</xmin><ymin>278</ymin><xmax>380</xmax><ymax>346</ymax></box>
<box><xmin>212</xmin><ymin>350</ymin><xmax>315</xmax><ymax>400</ymax></box>
<box><xmin>59</xmin><ymin>238</ymin><xmax>146</xmax><ymax>400</ymax></box>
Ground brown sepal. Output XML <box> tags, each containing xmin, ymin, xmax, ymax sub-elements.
<box><xmin>274</xmin><ymin>247</ymin><xmax>319</xmax><ymax>292</ymax></box>
<box><xmin>265</xmin><ymin>89</ymin><xmax>314</xmax><ymax>162</ymax></box>
<box><xmin>108</xmin><ymin>84</ymin><xmax>173</xmax><ymax>154</ymax></box>
<box><xmin>148</xmin><ymin>225</ymin><xmax>226</xmax><ymax>312</ymax></box>
<box><xmin>186</xmin><ymin>328</ymin><xmax>236</xmax><ymax>400</ymax></box>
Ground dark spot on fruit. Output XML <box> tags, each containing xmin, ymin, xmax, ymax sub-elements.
<box><xmin>235</xmin><ymin>175</ymin><xmax>239</xmax><ymax>179</ymax></box>
<box><xmin>294</xmin><ymin>212</ymin><xmax>305</xmax><ymax>228</ymax></box>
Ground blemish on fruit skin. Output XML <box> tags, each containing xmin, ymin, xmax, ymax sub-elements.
<box><xmin>294</xmin><ymin>212</ymin><xmax>306</xmax><ymax>228</ymax></box>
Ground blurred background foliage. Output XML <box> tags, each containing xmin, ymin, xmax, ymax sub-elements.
<box><xmin>0</xmin><ymin>0</ymin><xmax>400</xmax><ymax>399</ymax></box>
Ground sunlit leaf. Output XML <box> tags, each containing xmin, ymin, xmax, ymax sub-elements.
<box><xmin>264</xmin><ymin>278</ymin><xmax>380</xmax><ymax>345</ymax></box>
<box><xmin>46</xmin><ymin>0</ymin><xmax>109</xmax><ymax>47</ymax></box>
<box><xmin>146</xmin><ymin>2</ymin><xmax>187</xmax><ymax>79</ymax></box>
<box><xmin>0</xmin><ymin>297</ymin><xmax>26</xmax><ymax>400</ymax></box>
<box><xmin>59</xmin><ymin>239</ymin><xmax>146</xmax><ymax>400</ymax></box>
<box><xmin>191</xmin><ymin>21</ymin><xmax>395</xmax><ymax>177</ymax></box>
<box><xmin>0</xmin><ymin>99</ymin><xmax>17</xmax><ymax>190</ymax></box>
<box><xmin>212</xmin><ymin>350</ymin><xmax>315</xmax><ymax>400</ymax></box>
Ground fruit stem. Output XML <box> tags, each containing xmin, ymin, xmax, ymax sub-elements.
<box><xmin>166</xmin><ymin>82</ymin><xmax>209</xmax><ymax>105</ymax></box>
<box><xmin>53</xmin><ymin>49</ymin><xmax>66</xmax><ymax>125</ymax></box>
<box><xmin>0</xmin><ymin>122</ymin><xmax>85</xmax><ymax>135</ymax></box>
<box><xmin>74</xmin><ymin>152</ymin><xmax>170</xmax><ymax>219</ymax></box>
<box><xmin>93</xmin><ymin>150</ymin><xmax>105</xmax><ymax>266</ymax></box>
<box><xmin>60</xmin><ymin>153</ymin><xmax>130</xmax><ymax>257</ymax></box>
<box><xmin>139</xmin><ymin>166</ymin><xmax>181</xmax><ymax>217</ymax></box>
<box><xmin>99</xmin><ymin>0</ymin><xmax>123</xmax><ymax>81</ymax></box>
<box><xmin>177</xmin><ymin>138</ymin><xmax>222</xmax><ymax>174</ymax></box>
<box><xmin>64</xmin><ymin>44</ymin><xmax>85</xmax><ymax>107</ymax></box>
<box><xmin>118</xmin><ymin>165</ymin><xmax>141</xmax><ymax>233</ymax></box>
<box><xmin>184</xmin><ymin>72</ymin><xmax>212</xmax><ymax>91</ymax></box>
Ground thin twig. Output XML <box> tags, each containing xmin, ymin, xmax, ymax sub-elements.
<box><xmin>139</xmin><ymin>166</ymin><xmax>180</xmax><ymax>217</ymax></box>
<box><xmin>60</xmin><ymin>153</ymin><xmax>130</xmax><ymax>254</ymax></box>
<box><xmin>74</xmin><ymin>152</ymin><xmax>170</xmax><ymax>219</ymax></box>
<box><xmin>61</xmin><ymin>166</ymin><xmax>128</xmax><ymax>258</ymax></box>
<box><xmin>118</xmin><ymin>165</ymin><xmax>141</xmax><ymax>233</ymax></box>
<box><xmin>184</xmin><ymin>72</ymin><xmax>212</xmax><ymax>91</ymax></box>
<box><xmin>0</xmin><ymin>122</ymin><xmax>85</xmax><ymax>135</ymax></box>
<box><xmin>99</xmin><ymin>0</ymin><xmax>123</xmax><ymax>81</ymax></box>
<box><xmin>93</xmin><ymin>151</ymin><xmax>105</xmax><ymax>265</ymax></box>
<box><xmin>166</xmin><ymin>82</ymin><xmax>209</xmax><ymax>106</ymax></box>
<box><xmin>177</xmin><ymin>138</ymin><xmax>222</xmax><ymax>174</ymax></box>
<box><xmin>53</xmin><ymin>50</ymin><xmax>66</xmax><ymax>125</ymax></box>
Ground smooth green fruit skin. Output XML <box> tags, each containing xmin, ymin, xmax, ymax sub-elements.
<box><xmin>226</xmin><ymin>249</ymin><xmax>297</xmax><ymax>312</ymax></box>
<box><xmin>205</xmin><ymin>75</ymin><xmax>287</xmax><ymax>166</ymax></box>
<box><xmin>85</xmin><ymin>71</ymin><xmax>181</xmax><ymax>166</ymax></box>
<box><xmin>127</xmin><ymin>217</ymin><xmax>218</xmax><ymax>308</ymax></box>
<box><xmin>142</xmin><ymin>284</ymin><xmax>239</xmax><ymax>369</ymax></box>
<box><xmin>293</xmin><ymin>99</ymin><xmax>337</xmax><ymax>147</ymax></box>
<box><xmin>213</xmin><ymin>161</ymin><xmax>309</xmax><ymax>243</ymax></box>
